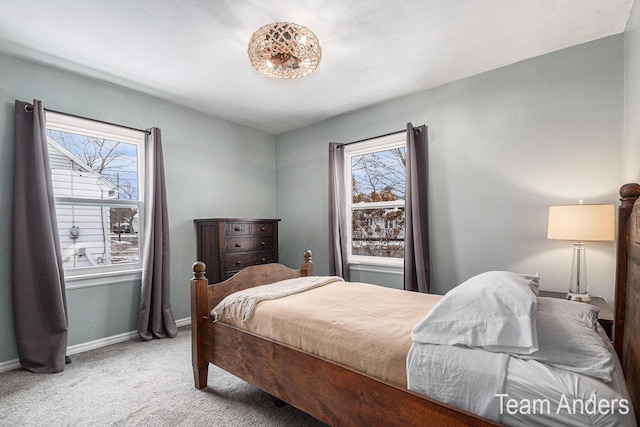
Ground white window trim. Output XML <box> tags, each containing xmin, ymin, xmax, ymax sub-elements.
<box><xmin>64</xmin><ymin>268</ymin><xmax>143</xmax><ymax>290</ymax></box>
<box><xmin>343</xmin><ymin>132</ymin><xmax>406</xmax><ymax>268</ymax></box>
<box><xmin>349</xmin><ymin>262</ymin><xmax>404</xmax><ymax>276</ymax></box>
<box><xmin>45</xmin><ymin>111</ymin><xmax>146</xmax><ymax>284</ymax></box>
<box><xmin>46</xmin><ymin>112</ymin><xmax>145</xmax><ymax>146</ymax></box>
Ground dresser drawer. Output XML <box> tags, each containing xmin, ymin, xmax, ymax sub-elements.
<box><xmin>224</xmin><ymin>222</ymin><xmax>251</xmax><ymax>236</ymax></box>
<box><xmin>251</xmin><ymin>222</ymin><xmax>273</xmax><ymax>235</ymax></box>
<box><xmin>225</xmin><ymin>236</ymin><xmax>274</xmax><ymax>253</ymax></box>
<box><xmin>223</xmin><ymin>252</ymin><xmax>276</xmax><ymax>276</ymax></box>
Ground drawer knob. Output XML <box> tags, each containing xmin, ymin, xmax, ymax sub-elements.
<box><xmin>261</xmin><ymin>241</ymin><xmax>266</xmax><ymax>246</ymax></box>
<box><xmin>235</xmin><ymin>243</ymin><xmax>241</xmax><ymax>247</ymax></box>
<box><xmin>235</xmin><ymin>227</ymin><xmax>241</xmax><ymax>231</ymax></box>
<box><xmin>261</xmin><ymin>258</ymin><xmax>267</xmax><ymax>262</ymax></box>
<box><xmin>235</xmin><ymin>261</ymin><xmax>242</xmax><ymax>265</ymax></box>
<box><xmin>260</xmin><ymin>226</ymin><xmax>266</xmax><ymax>231</ymax></box>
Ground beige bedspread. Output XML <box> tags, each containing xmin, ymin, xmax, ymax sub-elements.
<box><xmin>218</xmin><ymin>280</ymin><xmax>441</xmax><ymax>387</ymax></box>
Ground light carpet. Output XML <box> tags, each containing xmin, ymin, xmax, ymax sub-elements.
<box><xmin>0</xmin><ymin>326</ymin><xmax>326</xmax><ymax>426</ymax></box>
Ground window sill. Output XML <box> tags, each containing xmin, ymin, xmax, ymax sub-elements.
<box><xmin>348</xmin><ymin>262</ymin><xmax>403</xmax><ymax>275</ymax></box>
<box><xmin>65</xmin><ymin>268</ymin><xmax>142</xmax><ymax>290</ymax></box>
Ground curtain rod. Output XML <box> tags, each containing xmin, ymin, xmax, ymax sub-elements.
<box><xmin>24</xmin><ymin>103</ymin><xmax>150</xmax><ymax>135</ymax></box>
<box><xmin>338</xmin><ymin>125</ymin><xmax>424</xmax><ymax>147</ymax></box>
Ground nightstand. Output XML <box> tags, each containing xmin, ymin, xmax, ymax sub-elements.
<box><xmin>538</xmin><ymin>291</ymin><xmax>614</xmax><ymax>338</ymax></box>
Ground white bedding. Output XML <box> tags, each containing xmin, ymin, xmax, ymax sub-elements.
<box><xmin>407</xmin><ymin>342</ymin><xmax>509</xmax><ymax>420</ymax></box>
<box><xmin>407</xmin><ymin>327</ymin><xmax>635</xmax><ymax>426</ymax></box>
<box><xmin>407</xmin><ymin>271</ymin><xmax>636</xmax><ymax>426</ymax></box>
<box><xmin>501</xmin><ymin>340</ymin><xmax>635</xmax><ymax>427</ymax></box>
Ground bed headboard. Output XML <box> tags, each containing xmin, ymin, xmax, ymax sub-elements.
<box><xmin>614</xmin><ymin>183</ymin><xmax>640</xmax><ymax>420</ymax></box>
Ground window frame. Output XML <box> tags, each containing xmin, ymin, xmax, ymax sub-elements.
<box><xmin>343</xmin><ymin>132</ymin><xmax>406</xmax><ymax>267</ymax></box>
<box><xmin>45</xmin><ymin>111</ymin><xmax>145</xmax><ymax>284</ymax></box>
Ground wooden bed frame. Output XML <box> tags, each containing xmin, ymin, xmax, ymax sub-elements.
<box><xmin>191</xmin><ymin>184</ymin><xmax>640</xmax><ymax>426</ymax></box>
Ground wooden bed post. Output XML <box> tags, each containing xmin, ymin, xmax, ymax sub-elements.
<box><xmin>301</xmin><ymin>250</ymin><xmax>313</xmax><ymax>277</ymax></box>
<box><xmin>613</xmin><ymin>183</ymin><xmax>640</xmax><ymax>360</ymax></box>
<box><xmin>191</xmin><ymin>261</ymin><xmax>209</xmax><ymax>389</ymax></box>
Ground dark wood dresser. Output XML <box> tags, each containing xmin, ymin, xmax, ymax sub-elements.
<box><xmin>194</xmin><ymin>218</ymin><xmax>280</xmax><ymax>283</ymax></box>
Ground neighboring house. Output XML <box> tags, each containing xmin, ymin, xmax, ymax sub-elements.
<box><xmin>48</xmin><ymin>138</ymin><xmax>118</xmax><ymax>269</ymax></box>
<box><xmin>113</xmin><ymin>217</ymin><xmax>139</xmax><ymax>234</ymax></box>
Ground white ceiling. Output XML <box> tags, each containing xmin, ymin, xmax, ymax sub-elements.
<box><xmin>0</xmin><ymin>0</ymin><xmax>634</xmax><ymax>135</ymax></box>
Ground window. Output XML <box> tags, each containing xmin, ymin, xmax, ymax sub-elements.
<box><xmin>344</xmin><ymin>133</ymin><xmax>406</xmax><ymax>266</ymax></box>
<box><xmin>45</xmin><ymin>112</ymin><xmax>145</xmax><ymax>278</ymax></box>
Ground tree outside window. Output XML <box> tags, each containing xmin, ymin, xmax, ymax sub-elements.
<box><xmin>345</xmin><ymin>135</ymin><xmax>406</xmax><ymax>264</ymax></box>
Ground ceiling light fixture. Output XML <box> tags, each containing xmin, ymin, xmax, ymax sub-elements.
<box><xmin>248</xmin><ymin>22</ymin><xmax>321</xmax><ymax>80</ymax></box>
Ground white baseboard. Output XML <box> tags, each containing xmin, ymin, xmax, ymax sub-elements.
<box><xmin>175</xmin><ymin>317</ymin><xmax>191</xmax><ymax>327</ymax></box>
<box><xmin>0</xmin><ymin>317</ymin><xmax>191</xmax><ymax>373</ymax></box>
<box><xmin>0</xmin><ymin>359</ymin><xmax>20</xmax><ymax>373</ymax></box>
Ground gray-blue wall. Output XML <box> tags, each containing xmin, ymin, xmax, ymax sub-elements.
<box><xmin>0</xmin><ymin>29</ymin><xmax>636</xmax><ymax>368</ymax></box>
<box><xmin>0</xmin><ymin>53</ymin><xmax>276</xmax><ymax>366</ymax></box>
<box><xmin>276</xmin><ymin>35</ymin><xmax>625</xmax><ymax>301</ymax></box>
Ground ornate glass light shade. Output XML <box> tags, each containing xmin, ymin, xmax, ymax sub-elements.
<box><xmin>248</xmin><ymin>22</ymin><xmax>321</xmax><ymax>79</ymax></box>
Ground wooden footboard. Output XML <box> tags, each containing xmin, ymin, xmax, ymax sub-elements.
<box><xmin>206</xmin><ymin>319</ymin><xmax>498</xmax><ymax>426</ymax></box>
<box><xmin>190</xmin><ymin>250</ymin><xmax>313</xmax><ymax>389</ymax></box>
<box><xmin>190</xmin><ymin>250</ymin><xmax>500</xmax><ymax>426</ymax></box>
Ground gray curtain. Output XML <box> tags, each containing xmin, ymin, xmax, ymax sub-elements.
<box><xmin>12</xmin><ymin>99</ymin><xmax>69</xmax><ymax>372</ymax></box>
<box><xmin>137</xmin><ymin>128</ymin><xmax>177</xmax><ymax>340</ymax></box>
<box><xmin>404</xmin><ymin>123</ymin><xmax>430</xmax><ymax>293</ymax></box>
<box><xmin>328</xmin><ymin>142</ymin><xmax>349</xmax><ymax>280</ymax></box>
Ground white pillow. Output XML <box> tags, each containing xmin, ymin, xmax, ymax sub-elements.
<box><xmin>528</xmin><ymin>273</ymin><xmax>540</xmax><ymax>296</ymax></box>
<box><xmin>412</xmin><ymin>271</ymin><xmax>539</xmax><ymax>354</ymax></box>
<box><xmin>514</xmin><ymin>297</ymin><xmax>615</xmax><ymax>382</ymax></box>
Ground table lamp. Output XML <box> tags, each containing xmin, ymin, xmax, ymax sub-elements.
<box><xmin>547</xmin><ymin>203</ymin><xmax>614</xmax><ymax>302</ymax></box>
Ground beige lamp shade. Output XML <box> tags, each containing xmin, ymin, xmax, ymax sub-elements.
<box><xmin>547</xmin><ymin>204</ymin><xmax>615</xmax><ymax>241</ymax></box>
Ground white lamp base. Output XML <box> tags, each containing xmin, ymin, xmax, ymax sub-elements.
<box><xmin>566</xmin><ymin>292</ymin><xmax>591</xmax><ymax>302</ymax></box>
